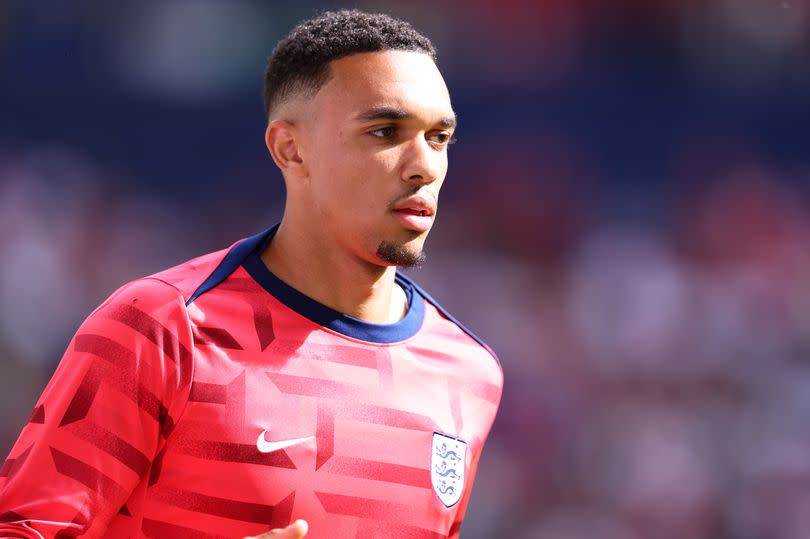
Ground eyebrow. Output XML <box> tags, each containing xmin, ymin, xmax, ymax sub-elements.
<box><xmin>354</xmin><ymin>106</ymin><xmax>457</xmax><ymax>129</ymax></box>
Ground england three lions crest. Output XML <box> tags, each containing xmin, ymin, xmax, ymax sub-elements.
<box><xmin>431</xmin><ymin>433</ymin><xmax>467</xmax><ymax>507</ymax></box>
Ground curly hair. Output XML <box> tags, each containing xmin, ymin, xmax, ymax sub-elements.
<box><xmin>263</xmin><ymin>9</ymin><xmax>437</xmax><ymax>117</ymax></box>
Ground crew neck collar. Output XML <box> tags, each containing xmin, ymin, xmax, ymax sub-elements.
<box><xmin>241</xmin><ymin>225</ymin><xmax>425</xmax><ymax>344</ymax></box>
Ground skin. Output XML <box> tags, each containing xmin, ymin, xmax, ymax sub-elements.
<box><xmin>261</xmin><ymin>49</ymin><xmax>456</xmax><ymax>325</ymax></box>
<box><xmin>243</xmin><ymin>519</ymin><xmax>309</xmax><ymax>539</ymax></box>
<box><xmin>249</xmin><ymin>49</ymin><xmax>455</xmax><ymax>538</ymax></box>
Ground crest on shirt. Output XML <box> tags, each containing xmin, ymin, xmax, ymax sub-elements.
<box><xmin>431</xmin><ymin>432</ymin><xmax>467</xmax><ymax>507</ymax></box>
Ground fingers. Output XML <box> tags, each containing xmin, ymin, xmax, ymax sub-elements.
<box><xmin>243</xmin><ymin>519</ymin><xmax>309</xmax><ymax>539</ymax></box>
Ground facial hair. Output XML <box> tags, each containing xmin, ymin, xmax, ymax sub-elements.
<box><xmin>376</xmin><ymin>241</ymin><xmax>427</xmax><ymax>268</ymax></box>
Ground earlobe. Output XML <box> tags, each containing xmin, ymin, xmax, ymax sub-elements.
<box><xmin>265</xmin><ymin>120</ymin><xmax>305</xmax><ymax>174</ymax></box>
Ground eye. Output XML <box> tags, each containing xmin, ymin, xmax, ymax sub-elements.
<box><xmin>428</xmin><ymin>132</ymin><xmax>457</xmax><ymax>147</ymax></box>
<box><xmin>369</xmin><ymin>126</ymin><xmax>396</xmax><ymax>138</ymax></box>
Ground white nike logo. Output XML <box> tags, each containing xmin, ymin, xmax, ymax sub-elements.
<box><xmin>256</xmin><ymin>430</ymin><xmax>314</xmax><ymax>454</ymax></box>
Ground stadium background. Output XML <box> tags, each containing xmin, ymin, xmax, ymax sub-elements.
<box><xmin>2</xmin><ymin>1</ymin><xmax>810</xmax><ymax>537</ymax></box>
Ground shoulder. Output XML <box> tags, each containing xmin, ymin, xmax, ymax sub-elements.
<box><xmin>87</xmin><ymin>229</ymin><xmax>268</xmax><ymax>330</ymax></box>
<box><xmin>82</xmin><ymin>278</ymin><xmax>192</xmax><ymax>365</ymax></box>
<box><xmin>146</xmin><ymin>246</ymin><xmax>234</xmax><ymax>302</ymax></box>
<box><xmin>94</xmin><ymin>277</ymin><xmax>188</xmax><ymax>319</ymax></box>
<box><xmin>399</xmin><ymin>273</ymin><xmax>502</xmax><ymax>370</ymax></box>
<box><xmin>86</xmin><ymin>243</ymin><xmax>234</xmax><ymax>333</ymax></box>
<box><xmin>74</xmin><ymin>274</ymin><xmax>196</xmax><ymax>428</ymax></box>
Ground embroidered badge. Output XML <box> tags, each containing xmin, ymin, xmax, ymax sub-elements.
<box><xmin>431</xmin><ymin>432</ymin><xmax>467</xmax><ymax>507</ymax></box>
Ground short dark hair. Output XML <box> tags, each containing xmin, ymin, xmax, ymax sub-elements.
<box><xmin>263</xmin><ymin>9</ymin><xmax>437</xmax><ymax>117</ymax></box>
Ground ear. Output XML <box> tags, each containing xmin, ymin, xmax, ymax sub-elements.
<box><xmin>265</xmin><ymin>120</ymin><xmax>307</xmax><ymax>177</ymax></box>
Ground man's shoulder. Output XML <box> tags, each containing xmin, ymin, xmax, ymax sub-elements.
<box><xmin>145</xmin><ymin>244</ymin><xmax>235</xmax><ymax>302</ymax></box>
<box><xmin>401</xmin><ymin>273</ymin><xmax>502</xmax><ymax>372</ymax></box>
<box><xmin>90</xmin><ymin>243</ymin><xmax>236</xmax><ymax>322</ymax></box>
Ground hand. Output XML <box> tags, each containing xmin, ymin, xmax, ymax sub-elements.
<box><xmin>243</xmin><ymin>519</ymin><xmax>309</xmax><ymax>538</ymax></box>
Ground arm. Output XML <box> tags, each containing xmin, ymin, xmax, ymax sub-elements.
<box><xmin>0</xmin><ymin>278</ymin><xmax>193</xmax><ymax>538</ymax></box>
<box><xmin>448</xmin><ymin>449</ymin><xmax>483</xmax><ymax>538</ymax></box>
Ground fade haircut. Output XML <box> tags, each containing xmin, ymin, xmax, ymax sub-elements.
<box><xmin>263</xmin><ymin>9</ymin><xmax>437</xmax><ymax>117</ymax></box>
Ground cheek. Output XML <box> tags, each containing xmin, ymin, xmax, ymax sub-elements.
<box><xmin>437</xmin><ymin>157</ymin><xmax>449</xmax><ymax>187</ymax></box>
<box><xmin>309</xmin><ymin>132</ymin><xmax>356</xmax><ymax>205</ymax></box>
<box><xmin>334</xmin><ymin>147</ymin><xmax>399</xmax><ymax>199</ymax></box>
<box><xmin>312</xmin><ymin>148</ymin><xmax>393</xmax><ymax>221</ymax></box>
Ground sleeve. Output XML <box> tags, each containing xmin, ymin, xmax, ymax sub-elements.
<box><xmin>448</xmin><ymin>449</ymin><xmax>482</xmax><ymax>539</ymax></box>
<box><xmin>0</xmin><ymin>278</ymin><xmax>194</xmax><ymax>538</ymax></box>
<box><xmin>450</xmin><ymin>350</ymin><xmax>503</xmax><ymax>539</ymax></box>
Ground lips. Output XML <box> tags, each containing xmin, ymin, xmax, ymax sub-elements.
<box><xmin>392</xmin><ymin>195</ymin><xmax>436</xmax><ymax>216</ymax></box>
<box><xmin>396</xmin><ymin>208</ymin><xmax>431</xmax><ymax>217</ymax></box>
<box><xmin>391</xmin><ymin>194</ymin><xmax>436</xmax><ymax>232</ymax></box>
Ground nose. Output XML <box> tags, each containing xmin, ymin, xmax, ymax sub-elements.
<box><xmin>400</xmin><ymin>135</ymin><xmax>444</xmax><ymax>186</ymax></box>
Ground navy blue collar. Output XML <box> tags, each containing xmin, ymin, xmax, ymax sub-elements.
<box><xmin>240</xmin><ymin>225</ymin><xmax>425</xmax><ymax>344</ymax></box>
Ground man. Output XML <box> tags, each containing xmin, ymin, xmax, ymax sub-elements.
<box><xmin>0</xmin><ymin>9</ymin><xmax>502</xmax><ymax>539</ymax></box>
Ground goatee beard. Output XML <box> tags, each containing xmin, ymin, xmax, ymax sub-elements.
<box><xmin>376</xmin><ymin>241</ymin><xmax>427</xmax><ymax>268</ymax></box>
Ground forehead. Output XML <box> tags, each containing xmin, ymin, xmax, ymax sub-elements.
<box><xmin>315</xmin><ymin>50</ymin><xmax>453</xmax><ymax>121</ymax></box>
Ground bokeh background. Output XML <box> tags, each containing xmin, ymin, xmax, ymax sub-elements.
<box><xmin>2</xmin><ymin>1</ymin><xmax>810</xmax><ymax>538</ymax></box>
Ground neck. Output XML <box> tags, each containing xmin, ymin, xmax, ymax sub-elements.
<box><xmin>260</xmin><ymin>215</ymin><xmax>407</xmax><ymax>324</ymax></box>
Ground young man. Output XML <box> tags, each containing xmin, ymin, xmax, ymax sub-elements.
<box><xmin>0</xmin><ymin>10</ymin><xmax>503</xmax><ymax>539</ymax></box>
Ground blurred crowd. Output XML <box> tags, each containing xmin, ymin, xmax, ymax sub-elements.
<box><xmin>2</xmin><ymin>1</ymin><xmax>810</xmax><ymax>538</ymax></box>
<box><xmin>423</xmin><ymin>162</ymin><xmax>810</xmax><ymax>539</ymax></box>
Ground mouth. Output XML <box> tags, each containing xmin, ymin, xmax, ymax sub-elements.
<box><xmin>394</xmin><ymin>208</ymin><xmax>432</xmax><ymax>217</ymax></box>
<box><xmin>391</xmin><ymin>207</ymin><xmax>434</xmax><ymax>233</ymax></box>
<box><xmin>390</xmin><ymin>193</ymin><xmax>437</xmax><ymax>233</ymax></box>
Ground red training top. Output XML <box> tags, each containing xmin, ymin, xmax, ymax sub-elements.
<box><xmin>0</xmin><ymin>226</ymin><xmax>503</xmax><ymax>538</ymax></box>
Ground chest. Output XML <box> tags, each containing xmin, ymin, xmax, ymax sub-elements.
<box><xmin>149</xmin><ymin>336</ymin><xmax>483</xmax><ymax>531</ymax></box>
<box><xmin>179</xmin><ymin>334</ymin><xmax>470</xmax><ymax>443</ymax></box>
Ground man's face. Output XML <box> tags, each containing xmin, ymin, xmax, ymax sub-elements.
<box><xmin>299</xmin><ymin>50</ymin><xmax>456</xmax><ymax>267</ymax></box>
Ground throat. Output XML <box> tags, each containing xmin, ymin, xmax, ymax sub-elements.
<box><xmin>388</xmin><ymin>282</ymin><xmax>409</xmax><ymax>323</ymax></box>
<box><xmin>351</xmin><ymin>282</ymin><xmax>409</xmax><ymax>324</ymax></box>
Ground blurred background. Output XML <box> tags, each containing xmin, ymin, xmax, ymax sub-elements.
<box><xmin>2</xmin><ymin>1</ymin><xmax>810</xmax><ymax>537</ymax></box>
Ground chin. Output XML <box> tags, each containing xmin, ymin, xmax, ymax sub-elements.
<box><xmin>375</xmin><ymin>239</ymin><xmax>427</xmax><ymax>268</ymax></box>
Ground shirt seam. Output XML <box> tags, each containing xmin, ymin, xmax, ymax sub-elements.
<box><xmin>140</xmin><ymin>276</ymin><xmax>196</xmax><ymax>451</ymax></box>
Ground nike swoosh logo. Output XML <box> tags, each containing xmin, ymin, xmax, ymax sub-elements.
<box><xmin>256</xmin><ymin>430</ymin><xmax>314</xmax><ymax>454</ymax></box>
